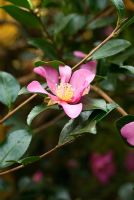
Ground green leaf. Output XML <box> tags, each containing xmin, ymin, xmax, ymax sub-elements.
<box><xmin>120</xmin><ymin>66</ymin><xmax>134</xmax><ymax>74</ymax></box>
<box><xmin>83</xmin><ymin>98</ymin><xmax>107</xmax><ymax>111</ymax></box>
<box><xmin>58</xmin><ymin>119</ymin><xmax>76</xmax><ymax>145</ymax></box>
<box><xmin>18</xmin><ymin>86</ymin><xmax>30</xmax><ymax>95</ymax></box>
<box><xmin>42</xmin><ymin>0</ymin><xmax>60</xmax><ymax>8</ymax></box>
<box><xmin>58</xmin><ymin>102</ymin><xmax>117</xmax><ymax>145</ymax></box>
<box><xmin>116</xmin><ymin>115</ymin><xmax>134</xmax><ymax>132</ymax></box>
<box><xmin>18</xmin><ymin>156</ymin><xmax>40</xmax><ymax>165</ymax></box>
<box><xmin>27</xmin><ymin>104</ymin><xmax>58</xmax><ymax>125</ymax></box>
<box><xmin>0</xmin><ymin>129</ymin><xmax>32</xmax><ymax>169</ymax></box>
<box><xmin>1</xmin><ymin>5</ymin><xmax>41</xmax><ymax>28</ymax></box>
<box><xmin>108</xmin><ymin>47</ymin><xmax>134</xmax><ymax>65</ymax></box>
<box><xmin>28</xmin><ymin>38</ymin><xmax>56</xmax><ymax>59</ymax></box>
<box><xmin>64</xmin><ymin>14</ymin><xmax>86</xmax><ymax>35</ymax></box>
<box><xmin>6</xmin><ymin>0</ymin><xmax>33</xmax><ymax>9</ymax></box>
<box><xmin>54</xmin><ymin>14</ymin><xmax>74</xmax><ymax>35</ymax></box>
<box><xmin>89</xmin><ymin>17</ymin><xmax>114</xmax><ymax>29</ymax></box>
<box><xmin>111</xmin><ymin>0</ymin><xmax>125</xmax><ymax>21</ymax></box>
<box><xmin>34</xmin><ymin>60</ymin><xmax>65</xmax><ymax>68</ymax></box>
<box><xmin>0</xmin><ymin>72</ymin><xmax>20</xmax><ymax>108</ymax></box>
<box><xmin>92</xmin><ymin>39</ymin><xmax>131</xmax><ymax>60</ymax></box>
<box><xmin>120</xmin><ymin>16</ymin><xmax>134</xmax><ymax>31</ymax></box>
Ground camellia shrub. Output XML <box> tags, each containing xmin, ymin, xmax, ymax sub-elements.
<box><xmin>0</xmin><ymin>0</ymin><xmax>134</xmax><ymax>199</ymax></box>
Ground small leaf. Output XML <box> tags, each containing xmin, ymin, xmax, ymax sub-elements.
<box><xmin>58</xmin><ymin>102</ymin><xmax>117</xmax><ymax>145</ymax></box>
<box><xmin>120</xmin><ymin>66</ymin><xmax>134</xmax><ymax>74</ymax></box>
<box><xmin>34</xmin><ymin>60</ymin><xmax>65</xmax><ymax>68</ymax></box>
<box><xmin>58</xmin><ymin>119</ymin><xmax>75</xmax><ymax>145</ymax></box>
<box><xmin>92</xmin><ymin>39</ymin><xmax>131</xmax><ymax>60</ymax></box>
<box><xmin>1</xmin><ymin>5</ymin><xmax>41</xmax><ymax>28</ymax></box>
<box><xmin>0</xmin><ymin>129</ymin><xmax>32</xmax><ymax>169</ymax></box>
<box><xmin>18</xmin><ymin>156</ymin><xmax>40</xmax><ymax>165</ymax></box>
<box><xmin>27</xmin><ymin>104</ymin><xmax>58</xmax><ymax>125</ymax></box>
<box><xmin>89</xmin><ymin>17</ymin><xmax>114</xmax><ymax>29</ymax></box>
<box><xmin>83</xmin><ymin>98</ymin><xmax>107</xmax><ymax>111</ymax></box>
<box><xmin>6</xmin><ymin>0</ymin><xmax>33</xmax><ymax>9</ymax></box>
<box><xmin>58</xmin><ymin>111</ymin><xmax>93</xmax><ymax>145</ymax></box>
<box><xmin>18</xmin><ymin>86</ymin><xmax>30</xmax><ymax>95</ymax></box>
<box><xmin>0</xmin><ymin>72</ymin><xmax>20</xmax><ymax>108</ymax></box>
<box><xmin>120</xmin><ymin>16</ymin><xmax>134</xmax><ymax>31</ymax></box>
<box><xmin>28</xmin><ymin>38</ymin><xmax>56</xmax><ymax>59</ymax></box>
<box><xmin>111</xmin><ymin>0</ymin><xmax>125</xmax><ymax>21</ymax></box>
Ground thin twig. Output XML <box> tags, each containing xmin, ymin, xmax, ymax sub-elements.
<box><xmin>72</xmin><ymin>26</ymin><xmax>118</xmax><ymax>70</ymax></box>
<box><xmin>91</xmin><ymin>85</ymin><xmax>128</xmax><ymax>116</ymax></box>
<box><xmin>0</xmin><ymin>94</ymin><xmax>37</xmax><ymax>124</ymax></box>
<box><xmin>0</xmin><ymin>140</ymin><xmax>72</xmax><ymax>176</ymax></box>
<box><xmin>34</xmin><ymin>112</ymin><xmax>64</xmax><ymax>134</ymax></box>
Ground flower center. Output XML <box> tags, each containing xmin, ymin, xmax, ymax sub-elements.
<box><xmin>56</xmin><ymin>83</ymin><xmax>74</xmax><ymax>101</ymax></box>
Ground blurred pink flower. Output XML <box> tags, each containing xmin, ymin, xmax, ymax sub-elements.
<box><xmin>90</xmin><ymin>151</ymin><xmax>116</xmax><ymax>184</ymax></box>
<box><xmin>73</xmin><ymin>51</ymin><xmax>87</xmax><ymax>58</ymax></box>
<box><xmin>125</xmin><ymin>151</ymin><xmax>134</xmax><ymax>172</ymax></box>
<box><xmin>120</xmin><ymin>121</ymin><xmax>134</xmax><ymax>146</ymax></box>
<box><xmin>66</xmin><ymin>159</ymin><xmax>79</xmax><ymax>169</ymax></box>
<box><xmin>32</xmin><ymin>171</ymin><xmax>43</xmax><ymax>183</ymax></box>
<box><xmin>27</xmin><ymin>62</ymin><xmax>96</xmax><ymax>119</ymax></box>
<box><xmin>103</xmin><ymin>26</ymin><xmax>114</xmax><ymax>36</ymax></box>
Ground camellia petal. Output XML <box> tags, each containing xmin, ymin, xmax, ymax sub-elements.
<box><xmin>121</xmin><ymin>121</ymin><xmax>134</xmax><ymax>145</ymax></box>
<box><xmin>59</xmin><ymin>65</ymin><xmax>72</xmax><ymax>83</ymax></box>
<box><xmin>34</xmin><ymin>67</ymin><xmax>46</xmax><ymax>79</ymax></box>
<box><xmin>27</xmin><ymin>81</ymin><xmax>48</xmax><ymax>94</ymax></box>
<box><xmin>80</xmin><ymin>61</ymin><xmax>97</xmax><ymax>82</ymax></box>
<box><xmin>73</xmin><ymin>51</ymin><xmax>86</xmax><ymax>58</ymax></box>
<box><xmin>70</xmin><ymin>69</ymin><xmax>95</xmax><ymax>102</ymax></box>
<box><xmin>60</xmin><ymin>102</ymin><xmax>82</xmax><ymax>119</ymax></box>
<box><xmin>34</xmin><ymin>66</ymin><xmax>59</xmax><ymax>94</ymax></box>
<box><xmin>27</xmin><ymin>81</ymin><xmax>58</xmax><ymax>101</ymax></box>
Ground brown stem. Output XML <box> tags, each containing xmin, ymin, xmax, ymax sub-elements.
<box><xmin>0</xmin><ymin>94</ymin><xmax>37</xmax><ymax>124</ymax></box>
<box><xmin>34</xmin><ymin>112</ymin><xmax>64</xmax><ymax>134</ymax></box>
<box><xmin>91</xmin><ymin>85</ymin><xmax>128</xmax><ymax>116</ymax></box>
<box><xmin>0</xmin><ymin>140</ymin><xmax>72</xmax><ymax>176</ymax></box>
<box><xmin>72</xmin><ymin>27</ymin><xmax>118</xmax><ymax>70</ymax></box>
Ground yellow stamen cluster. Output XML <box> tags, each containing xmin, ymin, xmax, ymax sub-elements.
<box><xmin>56</xmin><ymin>83</ymin><xmax>74</xmax><ymax>101</ymax></box>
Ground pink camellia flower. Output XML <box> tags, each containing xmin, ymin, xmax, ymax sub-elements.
<box><xmin>27</xmin><ymin>61</ymin><xmax>96</xmax><ymax>119</ymax></box>
<box><xmin>90</xmin><ymin>151</ymin><xmax>116</xmax><ymax>184</ymax></box>
<box><xmin>125</xmin><ymin>151</ymin><xmax>134</xmax><ymax>172</ymax></box>
<box><xmin>120</xmin><ymin>121</ymin><xmax>134</xmax><ymax>146</ymax></box>
<box><xmin>32</xmin><ymin>171</ymin><xmax>43</xmax><ymax>183</ymax></box>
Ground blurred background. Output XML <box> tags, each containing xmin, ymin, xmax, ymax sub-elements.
<box><xmin>0</xmin><ymin>0</ymin><xmax>134</xmax><ymax>199</ymax></box>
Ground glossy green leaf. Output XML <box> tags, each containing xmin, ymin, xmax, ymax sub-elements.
<box><xmin>58</xmin><ymin>119</ymin><xmax>76</xmax><ymax>145</ymax></box>
<box><xmin>18</xmin><ymin>86</ymin><xmax>30</xmax><ymax>95</ymax></box>
<box><xmin>6</xmin><ymin>0</ymin><xmax>33</xmax><ymax>9</ymax></box>
<box><xmin>1</xmin><ymin>5</ymin><xmax>41</xmax><ymax>28</ymax></box>
<box><xmin>18</xmin><ymin>156</ymin><xmax>40</xmax><ymax>165</ymax></box>
<box><xmin>83</xmin><ymin>98</ymin><xmax>107</xmax><ymax>111</ymax></box>
<box><xmin>120</xmin><ymin>16</ymin><xmax>134</xmax><ymax>31</ymax></box>
<box><xmin>0</xmin><ymin>129</ymin><xmax>32</xmax><ymax>169</ymax></box>
<box><xmin>111</xmin><ymin>0</ymin><xmax>125</xmax><ymax>20</ymax></box>
<box><xmin>89</xmin><ymin>17</ymin><xmax>114</xmax><ymax>29</ymax></box>
<box><xmin>58</xmin><ymin>102</ymin><xmax>117</xmax><ymax>144</ymax></box>
<box><xmin>92</xmin><ymin>39</ymin><xmax>131</xmax><ymax>60</ymax></box>
<box><xmin>27</xmin><ymin>104</ymin><xmax>58</xmax><ymax>125</ymax></box>
<box><xmin>0</xmin><ymin>72</ymin><xmax>20</xmax><ymax>108</ymax></box>
<box><xmin>34</xmin><ymin>60</ymin><xmax>65</xmax><ymax>68</ymax></box>
<box><xmin>28</xmin><ymin>38</ymin><xmax>56</xmax><ymax>59</ymax></box>
<box><xmin>120</xmin><ymin>66</ymin><xmax>134</xmax><ymax>74</ymax></box>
